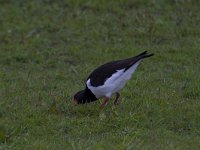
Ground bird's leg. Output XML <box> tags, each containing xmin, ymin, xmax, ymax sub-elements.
<box><xmin>100</xmin><ymin>97</ymin><xmax>109</xmax><ymax>109</ymax></box>
<box><xmin>114</xmin><ymin>92</ymin><xmax>120</xmax><ymax>106</ymax></box>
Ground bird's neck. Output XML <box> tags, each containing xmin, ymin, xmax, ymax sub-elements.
<box><xmin>84</xmin><ymin>86</ymin><xmax>98</xmax><ymax>102</ymax></box>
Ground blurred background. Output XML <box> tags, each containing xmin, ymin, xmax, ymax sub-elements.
<box><xmin>1</xmin><ymin>0</ymin><xmax>200</xmax><ymax>149</ymax></box>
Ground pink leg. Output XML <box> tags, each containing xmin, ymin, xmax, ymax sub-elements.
<box><xmin>114</xmin><ymin>92</ymin><xmax>120</xmax><ymax>106</ymax></box>
<box><xmin>100</xmin><ymin>97</ymin><xmax>110</xmax><ymax>109</ymax></box>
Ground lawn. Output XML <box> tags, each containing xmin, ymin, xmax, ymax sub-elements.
<box><xmin>1</xmin><ymin>0</ymin><xmax>200</xmax><ymax>149</ymax></box>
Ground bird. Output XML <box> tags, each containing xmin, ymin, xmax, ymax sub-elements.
<box><xmin>73</xmin><ymin>51</ymin><xmax>154</xmax><ymax>109</ymax></box>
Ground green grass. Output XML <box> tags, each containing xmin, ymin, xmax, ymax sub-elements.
<box><xmin>1</xmin><ymin>0</ymin><xmax>200</xmax><ymax>149</ymax></box>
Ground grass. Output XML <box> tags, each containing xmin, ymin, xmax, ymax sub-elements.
<box><xmin>1</xmin><ymin>0</ymin><xmax>200</xmax><ymax>149</ymax></box>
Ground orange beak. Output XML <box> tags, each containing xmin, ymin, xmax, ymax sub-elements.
<box><xmin>72</xmin><ymin>99</ymin><xmax>78</xmax><ymax>106</ymax></box>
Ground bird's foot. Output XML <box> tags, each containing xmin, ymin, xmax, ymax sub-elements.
<box><xmin>99</xmin><ymin>97</ymin><xmax>110</xmax><ymax>110</ymax></box>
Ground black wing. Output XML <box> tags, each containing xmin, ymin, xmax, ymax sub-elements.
<box><xmin>87</xmin><ymin>51</ymin><xmax>154</xmax><ymax>87</ymax></box>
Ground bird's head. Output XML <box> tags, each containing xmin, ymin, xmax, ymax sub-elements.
<box><xmin>73</xmin><ymin>90</ymin><xmax>87</xmax><ymax>105</ymax></box>
<box><xmin>73</xmin><ymin>88</ymin><xmax>98</xmax><ymax>105</ymax></box>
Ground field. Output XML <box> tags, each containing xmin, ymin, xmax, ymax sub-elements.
<box><xmin>1</xmin><ymin>0</ymin><xmax>200</xmax><ymax>149</ymax></box>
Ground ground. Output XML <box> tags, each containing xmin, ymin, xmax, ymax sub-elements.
<box><xmin>1</xmin><ymin>0</ymin><xmax>200</xmax><ymax>149</ymax></box>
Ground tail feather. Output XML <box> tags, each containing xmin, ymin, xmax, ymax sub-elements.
<box><xmin>143</xmin><ymin>53</ymin><xmax>154</xmax><ymax>58</ymax></box>
<box><xmin>124</xmin><ymin>51</ymin><xmax>154</xmax><ymax>71</ymax></box>
<box><xmin>138</xmin><ymin>51</ymin><xmax>148</xmax><ymax>56</ymax></box>
<box><xmin>135</xmin><ymin>51</ymin><xmax>154</xmax><ymax>59</ymax></box>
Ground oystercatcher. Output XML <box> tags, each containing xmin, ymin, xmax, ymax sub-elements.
<box><xmin>73</xmin><ymin>51</ymin><xmax>154</xmax><ymax>109</ymax></box>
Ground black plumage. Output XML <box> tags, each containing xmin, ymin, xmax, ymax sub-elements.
<box><xmin>87</xmin><ymin>51</ymin><xmax>153</xmax><ymax>87</ymax></box>
<box><xmin>74</xmin><ymin>87</ymin><xmax>97</xmax><ymax>104</ymax></box>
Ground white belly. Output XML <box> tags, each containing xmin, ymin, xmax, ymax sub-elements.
<box><xmin>87</xmin><ymin>62</ymin><xmax>140</xmax><ymax>98</ymax></box>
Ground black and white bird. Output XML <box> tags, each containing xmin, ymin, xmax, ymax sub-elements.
<box><xmin>73</xmin><ymin>51</ymin><xmax>154</xmax><ymax>109</ymax></box>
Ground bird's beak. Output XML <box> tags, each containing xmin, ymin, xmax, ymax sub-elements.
<box><xmin>73</xmin><ymin>99</ymin><xmax>78</xmax><ymax>106</ymax></box>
